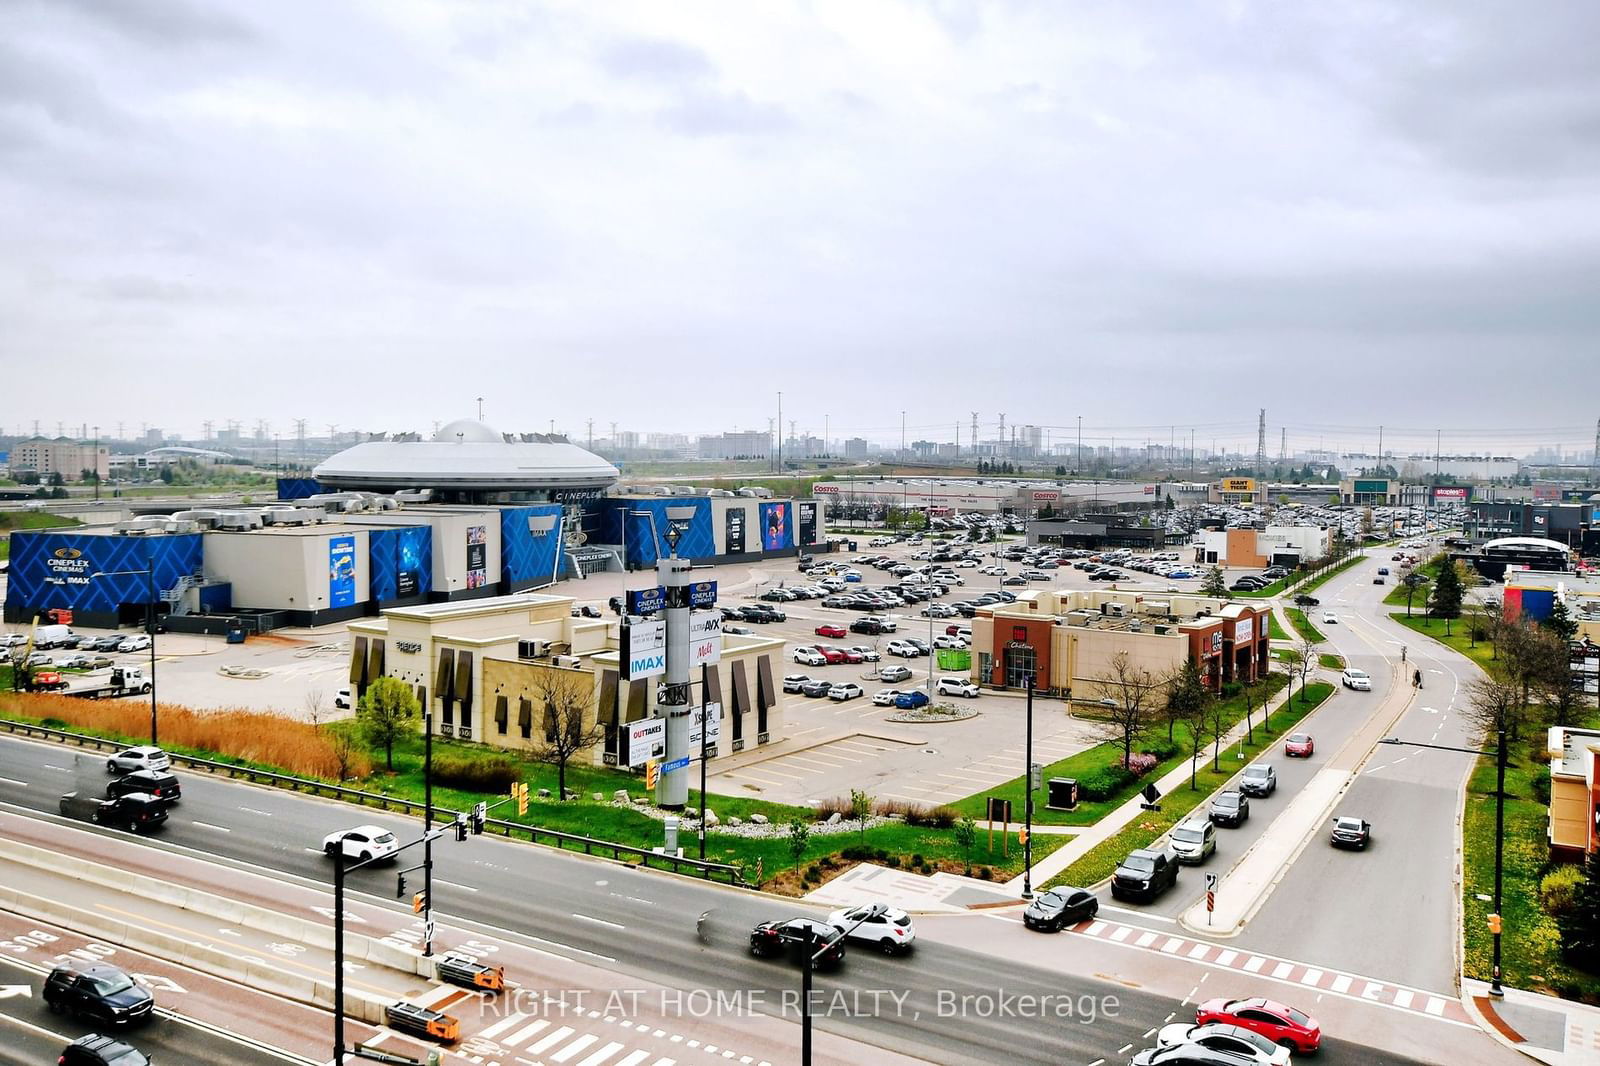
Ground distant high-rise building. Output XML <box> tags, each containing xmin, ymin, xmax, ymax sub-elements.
<box><xmin>697</xmin><ymin>431</ymin><xmax>769</xmax><ymax>459</ymax></box>
<box><xmin>844</xmin><ymin>437</ymin><xmax>869</xmax><ymax>460</ymax></box>
<box><xmin>11</xmin><ymin>438</ymin><xmax>109</xmax><ymax>481</ymax></box>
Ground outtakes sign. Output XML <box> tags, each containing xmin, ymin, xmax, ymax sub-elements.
<box><xmin>625</xmin><ymin>717</ymin><xmax>666</xmax><ymax>766</ymax></box>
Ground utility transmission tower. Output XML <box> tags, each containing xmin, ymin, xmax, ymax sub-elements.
<box><xmin>1279</xmin><ymin>428</ymin><xmax>1286</xmax><ymax>464</ymax></box>
<box><xmin>202</xmin><ymin>420</ymin><xmax>213</xmax><ymax>442</ymax></box>
<box><xmin>997</xmin><ymin>413</ymin><xmax>1006</xmax><ymax>450</ymax></box>
<box><xmin>586</xmin><ymin>419</ymin><xmax>593</xmax><ymax>449</ymax></box>
<box><xmin>1255</xmin><ymin>409</ymin><xmax>1267</xmax><ymax>481</ymax></box>
<box><xmin>294</xmin><ymin>419</ymin><xmax>307</xmax><ymax>460</ymax></box>
<box><xmin>970</xmin><ymin>412</ymin><xmax>979</xmax><ymax>458</ymax></box>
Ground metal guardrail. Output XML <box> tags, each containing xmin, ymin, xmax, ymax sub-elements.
<box><xmin>0</xmin><ymin>717</ymin><xmax>749</xmax><ymax>887</ymax></box>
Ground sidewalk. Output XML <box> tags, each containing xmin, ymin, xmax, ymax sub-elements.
<box><xmin>1005</xmin><ymin>679</ymin><xmax>1298</xmax><ymax>893</ymax></box>
<box><xmin>1464</xmin><ymin>978</ymin><xmax>1600</xmax><ymax>1066</ymax></box>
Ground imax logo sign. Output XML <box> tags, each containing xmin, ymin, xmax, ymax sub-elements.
<box><xmin>628</xmin><ymin>653</ymin><xmax>665</xmax><ymax>674</ymax></box>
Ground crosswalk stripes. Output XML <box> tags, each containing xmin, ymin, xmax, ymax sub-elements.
<box><xmin>459</xmin><ymin>1010</ymin><xmax>774</xmax><ymax>1066</ymax></box>
<box><xmin>1063</xmin><ymin>916</ymin><xmax>1473</xmax><ymax>1026</ymax></box>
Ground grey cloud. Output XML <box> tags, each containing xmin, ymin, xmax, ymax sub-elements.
<box><xmin>20</xmin><ymin>0</ymin><xmax>256</xmax><ymax>47</ymax></box>
<box><xmin>659</xmin><ymin>90</ymin><xmax>794</xmax><ymax>137</ymax></box>
<box><xmin>596</xmin><ymin>35</ymin><xmax>715</xmax><ymax>83</ymax></box>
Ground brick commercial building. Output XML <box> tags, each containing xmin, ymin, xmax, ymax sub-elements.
<box><xmin>10</xmin><ymin>438</ymin><xmax>109</xmax><ymax>482</ymax></box>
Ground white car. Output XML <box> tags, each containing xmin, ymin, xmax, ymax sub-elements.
<box><xmin>54</xmin><ymin>653</ymin><xmax>91</xmax><ymax>670</ymax></box>
<box><xmin>872</xmin><ymin>688</ymin><xmax>906</xmax><ymax>706</ymax></box>
<box><xmin>826</xmin><ymin>905</ymin><xmax>916</xmax><ymax>954</ymax></box>
<box><xmin>878</xmin><ymin>664</ymin><xmax>913</xmax><ymax>683</ymax></box>
<box><xmin>1341</xmin><ymin>668</ymin><xmax>1371</xmax><ymax>691</ymax></box>
<box><xmin>322</xmin><ymin>825</ymin><xmax>400</xmax><ymax>863</ymax></box>
<box><xmin>954</xmin><ymin>559</ymin><xmax>979</xmax><ymax>568</ymax></box>
<box><xmin>828</xmin><ymin>683</ymin><xmax>864</xmax><ymax>702</ymax></box>
<box><xmin>921</xmin><ymin>604</ymin><xmax>955</xmax><ymax>619</ymax></box>
<box><xmin>885</xmin><ymin>640</ymin><xmax>921</xmax><ymax>658</ymax></box>
<box><xmin>793</xmin><ymin>647</ymin><xmax>827</xmax><ymax>666</ymax></box>
<box><xmin>783</xmin><ymin>674</ymin><xmax>814</xmax><ymax>694</ymax></box>
<box><xmin>1321</xmin><ymin>612</ymin><xmax>1339</xmax><ymax>625</ymax></box>
<box><xmin>118</xmin><ymin>635</ymin><xmax>152</xmax><ymax>653</ymax></box>
<box><xmin>847</xmin><ymin>645</ymin><xmax>881</xmax><ymax>662</ymax></box>
<box><xmin>936</xmin><ymin>677</ymin><xmax>980</xmax><ymax>698</ymax></box>
<box><xmin>933</xmin><ymin>634</ymin><xmax>969</xmax><ymax>650</ymax></box>
<box><xmin>1155</xmin><ymin>1022</ymin><xmax>1290</xmax><ymax>1065</ymax></box>
<box><xmin>106</xmin><ymin>746</ymin><xmax>171</xmax><ymax>776</ymax></box>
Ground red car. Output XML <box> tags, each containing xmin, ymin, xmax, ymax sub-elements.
<box><xmin>815</xmin><ymin>646</ymin><xmax>847</xmax><ymax>665</ymax></box>
<box><xmin>815</xmin><ymin>624</ymin><xmax>847</xmax><ymax>639</ymax></box>
<box><xmin>835</xmin><ymin>647</ymin><xmax>865</xmax><ymax>664</ymax></box>
<box><xmin>1284</xmin><ymin>732</ymin><xmax>1315</xmax><ymax>758</ymax></box>
<box><xmin>1196</xmin><ymin>997</ymin><xmax>1320</xmax><ymax>1053</ymax></box>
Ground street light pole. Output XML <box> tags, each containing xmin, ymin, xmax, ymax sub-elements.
<box><xmin>801</xmin><ymin>903</ymin><xmax>886</xmax><ymax>1066</ymax></box>
<box><xmin>699</xmin><ymin>662</ymin><xmax>709</xmax><ymax>861</ymax></box>
<box><xmin>1379</xmin><ymin>732</ymin><xmax>1505</xmax><ymax>997</ymax></box>
<box><xmin>1022</xmin><ymin>671</ymin><xmax>1035</xmax><ymax>899</ymax></box>
<box><xmin>423</xmin><ymin>710</ymin><xmax>434</xmax><ymax>957</ymax></box>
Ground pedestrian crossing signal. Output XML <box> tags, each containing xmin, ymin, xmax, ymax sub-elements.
<box><xmin>645</xmin><ymin>761</ymin><xmax>660</xmax><ymax>789</ymax></box>
<box><xmin>1017</xmin><ymin>828</ymin><xmax>1029</xmax><ymax>846</ymax></box>
<box><xmin>1488</xmin><ymin>913</ymin><xmax>1502</xmax><ymax>935</ymax></box>
<box><xmin>453</xmin><ymin>815</ymin><xmax>468</xmax><ymax>842</ymax></box>
<box><xmin>413</xmin><ymin>891</ymin><xmax>427</xmax><ymax>914</ymax></box>
<box><xmin>515</xmin><ymin>782</ymin><xmax>529</xmax><ymax>816</ymax></box>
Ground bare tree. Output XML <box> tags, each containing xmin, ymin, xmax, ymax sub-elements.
<box><xmin>1462</xmin><ymin>674</ymin><xmax>1521</xmax><ymax>746</ymax></box>
<box><xmin>1294</xmin><ymin>632</ymin><xmax>1321</xmax><ymax>703</ymax></box>
<box><xmin>303</xmin><ymin>686</ymin><xmax>325</xmax><ymax>726</ymax></box>
<box><xmin>529</xmin><ymin>668</ymin><xmax>606</xmax><ymax>802</ymax></box>
<box><xmin>1092</xmin><ymin>651</ymin><xmax>1164</xmax><ymax>769</ymax></box>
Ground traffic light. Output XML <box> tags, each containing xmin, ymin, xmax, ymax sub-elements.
<box><xmin>1018</xmin><ymin>828</ymin><xmax>1029</xmax><ymax>846</ymax></box>
<box><xmin>413</xmin><ymin>891</ymin><xmax>427</xmax><ymax>914</ymax></box>
<box><xmin>516</xmin><ymin>782</ymin><xmax>529</xmax><ymax>816</ymax></box>
<box><xmin>453</xmin><ymin>814</ymin><xmax>467</xmax><ymax>842</ymax></box>
<box><xmin>471</xmin><ymin>801</ymin><xmax>486</xmax><ymax>835</ymax></box>
<box><xmin>1488</xmin><ymin>913</ymin><xmax>1503</xmax><ymax>935</ymax></box>
<box><xmin>645</xmin><ymin>761</ymin><xmax>660</xmax><ymax>790</ymax></box>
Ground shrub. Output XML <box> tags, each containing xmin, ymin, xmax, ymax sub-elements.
<box><xmin>978</xmin><ymin>866</ymin><xmax>993</xmax><ymax>880</ymax></box>
<box><xmin>1541</xmin><ymin>865</ymin><xmax>1585</xmax><ymax>917</ymax></box>
<box><xmin>904</xmin><ymin>804</ymin><xmax>957</xmax><ymax>829</ymax></box>
<box><xmin>911</xmin><ymin>853</ymin><xmax>924</xmax><ymax>868</ymax></box>
<box><xmin>886</xmin><ymin>855</ymin><xmax>901</xmax><ymax>868</ymax></box>
<box><xmin>805</xmin><ymin>864</ymin><xmax>822</xmax><ymax>882</ymax></box>
<box><xmin>1077</xmin><ymin>764</ymin><xmax>1135</xmax><ymax>802</ymax></box>
<box><xmin>1221</xmin><ymin>682</ymin><xmax>1242</xmax><ymax>700</ymax></box>
<box><xmin>1122</xmin><ymin>753</ymin><xmax>1159</xmax><ymax>776</ymax></box>
<box><xmin>813</xmin><ymin>795</ymin><xmax>853</xmax><ymax>820</ymax></box>
<box><xmin>1531</xmin><ymin>766</ymin><xmax>1552</xmax><ymax>805</ymax></box>
<box><xmin>1143</xmin><ymin>739</ymin><xmax>1181</xmax><ymax>760</ymax></box>
<box><xmin>431</xmin><ymin>754</ymin><xmax>521</xmax><ymax>793</ymax></box>
<box><xmin>841</xmin><ymin>845</ymin><xmax>871</xmax><ymax>862</ymax></box>
<box><xmin>875</xmin><ymin>848</ymin><xmax>890</xmax><ymax>863</ymax></box>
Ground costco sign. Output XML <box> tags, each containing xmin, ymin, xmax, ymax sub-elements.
<box><xmin>813</xmin><ymin>484</ymin><xmax>840</xmax><ymax>494</ymax></box>
<box><xmin>1031</xmin><ymin>490</ymin><xmax>1060</xmax><ymax>502</ymax></box>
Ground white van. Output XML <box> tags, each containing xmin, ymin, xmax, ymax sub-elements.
<box><xmin>33</xmin><ymin>624</ymin><xmax>72</xmax><ymax>649</ymax></box>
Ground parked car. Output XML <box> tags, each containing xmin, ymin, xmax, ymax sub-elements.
<box><xmin>59</xmin><ymin>1034</ymin><xmax>153</xmax><ymax>1066</ymax></box>
<box><xmin>893</xmin><ymin>690</ymin><xmax>930</xmax><ymax>710</ymax></box>
<box><xmin>105</xmin><ymin>746</ymin><xmax>170</xmax><ymax>776</ymax></box>
<box><xmin>783</xmin><ymin>674</ymin><xmax>813</xmax><ymax>694</ymax></box>
<box><xmin>828</xmin><ymin>683</ymin><xmax>864</xmax><ymax>702</ymax></box>
<box><xmin>1239</xmin><ymin>764</ymin><xmax>1277</xmax><ymax>797</ymax></box>
<box><xmin>878</xmin><ymin>664</ymin><xmax>913</xmax><ymax>683</ymax></box>
<box><xmin>1111</xmin><ymin>847</ymin><xmax>1179</xmax><ymax>902</ymax></box>
<box><xmin>1284</xmin><ymin>732</ymin><xmax>1315</xmax><ymax>758</ymax></box>
<box><xmin>933</xmin><ymin>634</ymin><xmax>968</xmax><ymax>649</ymax></box>
<box><xmin>1341</xmin><ymin>668</ymin><xmax>1371</xmax><ymax>691</ymax></box>
<box><xmin>749</xmin><ymin>917</ymin><xmax>844</xmax><ymax>969</ymax></box>
<box><xmin>793</xmin><ymin>647</ymin><xmax>827</xmax><ymax>666</ymax></box>
<box><xmin>1001</xmin><ymin>576</ymin><xmax>1028</xmax><ymax>586</ymax></box>
<box><xmin>1168</xmin><ymin>818</ymin><xmax>1216</xmax><ymax>865</ymax></box>
<box><xmin>1330</xmin><ymin>815</ymin><xmax>1372</xmax><ymax>850</ymax></box>
<box><xmin>91</xmin><ymin>635</ymin><xmax>127</xmax><ymax>652</ymax></box>
<box><xmin>1153</xmin><ymin>1023</ymin><xmax>1291</xmax><ymax>1065</ymax></box>
<box><xmin>815</xmin><ymin>646</ymin><xmax>847</xmax><ymax>665</ymax></box>
<box><xmin>799</xmin><ymin>678</ymin><xmax>834</xmax><ymax>698</ymax></box>
<box><xmin>43</xmin><ymin>962</ymin><xmax>155</xmax><ymax>1028</ymax></box>
<box><xmin>935</xmin><ymin>677</ymin><xmax>979</xmax><ymax>698</ymax></box>
<box><xmin>1210</xmin><ymin>790</ymin><xmax>1250</xmax><ymax>828</ymax></box>
<box><xmin>117</xmin><ymin>635</ymin><xmax>152</xmax><ymax>653</ymax></box>
<box><xmin>872</xmin><ymin>689</ymin><xmax>906</xmax><ymax>706</ymax></box>
<box><xmin>322</xmin><ymin>825</ymin><xmax>401</xmax><ymax>863</ymax></box>
<box><xmin>54</xmin><ymin>652</ymin><xmax>91</xmax><ymax>670</ymax></box>
<box><xmin>850</xmin><ymin>618</ymin><xmax>890</xmax><ymax>636</ymax></box>
<box><xmin>105</xmin><ymin>769</ymin><xmax>181</xmax><ymax>806</ymax></box>
<box><xmin>815</xmin><ymin>623</ymin><xmax>847</xmax><ymax>639</ymax></box>
<box><xmin>847</xmin><ymin>645</ymin><xmax>880</xmax><ymax>662</ymax></box>
<box><xmin>885</xmin><ymin>640</ymin><xmax>921</xmax><ymax>658</ymax></box>
<box><xmin>1022</xmin><ymin>887</ymin><xmax>1099</xmax><ymax>931</ymax></box>
<box><xmin>826</xmin><ymin>905</ymin><xmax>916</xmax><ymax>954</ymax></box>
<box><xmin>1193</xmin><ymin>998</ymin><xmax>1321</xmax><ymax>1055</ymax></box>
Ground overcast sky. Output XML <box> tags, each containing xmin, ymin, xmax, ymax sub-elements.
<box><xmin>3</xmin><ymin>1</ymin><xmax>1598</xmax><ymax>456</ymax></box>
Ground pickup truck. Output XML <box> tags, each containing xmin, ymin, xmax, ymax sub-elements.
<box><xmin>66</xmin><ymin>667</ymin><xmax>152</xmax><ymax>700</ymax></box>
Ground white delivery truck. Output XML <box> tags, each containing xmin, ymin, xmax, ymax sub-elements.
<box><xmin>67</xmin><ymin>667</ymin><xmax>152</xmax><ymax>699</ymax></box>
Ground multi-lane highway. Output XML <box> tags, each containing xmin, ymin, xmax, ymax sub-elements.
<box><xmin>0</xmin><ymin>716</ymin><xmax>1508</xmax><ymax>1066</ymax></box>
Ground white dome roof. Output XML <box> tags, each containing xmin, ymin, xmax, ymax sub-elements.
<box><xmin>432</xmin><ymin>419</ymin><xmax>503</xmax><ymax>444</ymax></box>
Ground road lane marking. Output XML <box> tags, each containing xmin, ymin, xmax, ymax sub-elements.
<box><xmin>1271</xmin><ymin>962</ymin><xmax>1294</xmax><ymax>979</ymax></box>
<box><xmin>479</xmin><ymin>1012</ymin><xmax>530</xmax><ymax>1040</ymax></box>
<box><xmin>1424</xmin><ymin>996</ymin><xmax>1446</xmax><ymax>1015</ymax></box>
<box><xmin>1215</xmin><ymin>950</ymin><xmax>1236</xmax><ymax>966</ymax></box>
<box><xmin>575</xmin><ymin>1041</ymin><xmax>624</xmax><ymax>1066</ymax></box>
<box><xmin>550</xmin><ymin>1033</ymin><xmax>599</xmax><ymax>1061</ymax></box>
<box><xmin>1187</xmin><ymin>943</ymin><xmax>1209</xmax><ymax>959</ymax></box>
<box><xmin>1135</xmin><ymin>932</ymin><xmax>1157</xmax><ymax>947</ymax></box>
<box><xmin>1330</xmin><ymin>975</ymin><xmax>1352</xmax><ymax>993</ymax></box>
<box><xmin>192</xmin><ymin>821</ymin><xmax>232</xmax><ymax>832</ymax></box>
<box><xmin>528</xmin><ymin>1026</ymin><xmax>575</xmax><ymax>1053</ymax></box>
<box><xmin>434</xmin><ymin>878</ymin><xmax>479</xmax><ymax>892</ymax></box>
<box><xmin>572</xmin><ymin>913</ymin><xmax>625</xmax><ymax>930</ymax></box>
<box><xmin>1243</xmin><ymin>956</ymin><xmax>1265</xmax><ymax>973</ymax></box>
<box><xmin>1301</xmin><ymin>968</ymin><xmax>1323</xmax><ymax>986</ymax></box>
<box><xmin>1394</xmin><ymin>989</ymin><xmax>1414</xmax><ymax>1008</ymax></box>
<box><xmin>0</xmin><ymin>777</ymin><xmax>26</xmax><ymax>787</ymax></box>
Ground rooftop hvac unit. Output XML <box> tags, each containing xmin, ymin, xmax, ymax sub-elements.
<box><xmin>518</xmin><ymin>639</ymin><xmax>549</xmax><ymax>660</ymax></box>
<box><xmin>552</xmin><ymin>655</ymin><xmax>582</xmax><ymax>669</ymax></box>
<box><xmin>216</xmin><ymin>511</ymin><xmax>264</xmax><ymax>531</ymax></box>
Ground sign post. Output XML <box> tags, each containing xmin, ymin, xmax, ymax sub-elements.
<box><xmin>1206</xmin><ymin>873</ymin><xmax>1218</xmax><ymax>926</ymax></box>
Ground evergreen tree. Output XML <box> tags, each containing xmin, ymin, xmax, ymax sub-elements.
<box><xmin>1543</xmin><ymin>598</ymin><xmax>1579</xmax><ymax>643</ymax></box>
<box><xmin>1200</xmin><ymin>566</ymin><xmax>1231</xmax><ymax>599</ymax></box>
<box><xmin>1560</xmin><ymin>847</ymin><xmax>1600</xmax><ymax>970</ymax></box>
<box><xmin>1430</xmin><ymin>557</ymin><xmax>1464</xmax><ymax>634</ymax></box>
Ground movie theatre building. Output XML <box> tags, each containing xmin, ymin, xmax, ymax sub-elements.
<box><xmin>969</xmin><ymin>590</ymin><xmax>1270</xmax><ymax>700</ymax></box>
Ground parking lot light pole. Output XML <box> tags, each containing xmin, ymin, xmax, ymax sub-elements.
<box><xmin>91</xmin><ymin>560</ymin><xmax>159</xmax><ymax>744</ymax></box>
<box><xmin>1022</xmin><ymin>671</ymin><xmax>1035</xmax><ymax>899</ymax></box>
<box><xmin>1380</xmin><ymin>731</ymin><xmax>1505</xmax><ymax>997</ymax></box>
<box><xmin>802</xmin><ymin>903</ymin><xmax>887</xmax><ymax>1066</ymax></box>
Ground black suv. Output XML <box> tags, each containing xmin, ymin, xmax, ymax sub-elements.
<box><xmin>1210</xmin><ymin>790</ymin><xmax>1250</xmax><ymax>828</ymax></box>
<box><xmin>850</xmin><ymin>618</ymin><xmax>888</xmax><ymax>635</ymax></box>
<box><xmin>60</xmin><ymin>1034</ymin><xmax>151</xmax><ymax>1066</ymax></box>
<box><xmin>43</xmin><ymin>962</ymin><xmax>154</xmax><ymax>1027</ymax></box>
<box><xmin>1293</xmin><ymin>594</ymin><xmax>1320</xmax><ymax>607</ymax></box>
<box><xmin>106</xmin><ymin>769</ymin><xmax>181</xmax><ymax>806</ymax></box>
<box><xmin>750</xmin><ymin>918</ymin><xmax>845</xmax><ymax>970</ymax></box>
<box><xmin>93</xmin><ymin>794</ymin><xmax>169</xmax><ymax>833</ymax></box>
<box><xmin>1110</xmin><ymin>848</ymin><xmax>1179</xmax><ymax>903</ymax></box>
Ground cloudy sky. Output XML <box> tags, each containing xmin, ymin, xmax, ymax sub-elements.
<box><xmin>3</xmin><ymin>0</ymin><xmax>1598</xmax><ymax>456</ymax></box>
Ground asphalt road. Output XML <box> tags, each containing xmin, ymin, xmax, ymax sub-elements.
<box><xmin>0</xmin><ymin>955</ymin><xmax>293</xmax><ymax>1066</ymax></box>
<box><xmin>0</xmin><ymin>734</ymin><xmax>1443</xmax><ymax>1066</ymax></box>
<box><xmin>1232</xmin><ymin>544</ymin><xmax>1473</xmax><ymax>992</ymax></box>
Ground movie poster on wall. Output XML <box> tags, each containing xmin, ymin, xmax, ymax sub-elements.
<box><xmin>725</xmin><ymin>508</ymin><xmax>746</xmax><ymax>554</ymax></box>
<box><xmin>396</xmin><ymin>527</ymin><xmax>425</xmax><ymax>598</ymax></box>
<box><xmin>759</xmin><ymin>502</ymin><xmax>789</xmax><ymax>551</ymax></box>
<box><xmin>466</xmin><ymin>525</ymin><xmax>488</xmax><ymax>589</ymax></box>
<box><xmin>797</xmin><ymin>502</ymin><xmax>817</xmax><ymax>546</ymax></box>
<box><xmin>329</xmin><ymin>535</ymin><xmax>357</xmax><ymax>607</ymax></box>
